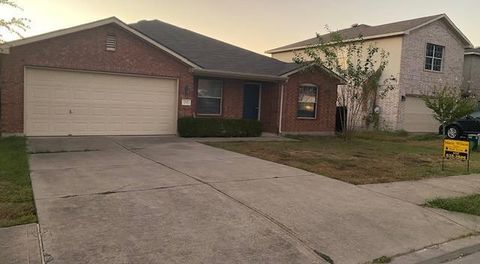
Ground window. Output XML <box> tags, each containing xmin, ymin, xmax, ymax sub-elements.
<box><xmin>425</xmin><ymin>43</ymin><xmax>444</xmax><ymax>72</ymax></box>
<box><xmin>297</xmin><ymin>85</ymin><xmax>318</xmax><ymax>118</ymax></box>
<box><xmin>197</xmin><ymin>79</ymin><xmax>222</xmax><ymax>115</ymax></box>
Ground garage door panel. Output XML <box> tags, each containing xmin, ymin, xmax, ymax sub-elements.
<box><xmin>25</xmin><ymin>68</ymin><xmax>177</xmax><ymax>136</ymax></box>
<box><xmin>403</xmin><ymin>96</ymin><xmax>439</xmax><ymax>133</ymax></box>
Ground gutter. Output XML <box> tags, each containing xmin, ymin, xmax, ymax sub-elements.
<box><xmin>191</xmin><ymin>68</ymin><xmax>287</xmax><ymax>82</ymax></box>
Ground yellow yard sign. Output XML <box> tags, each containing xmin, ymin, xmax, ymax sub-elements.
<box><xmin>443</xmin><ymin>139</ymin><xmax>469</xmax><ymax>161</ymax></box>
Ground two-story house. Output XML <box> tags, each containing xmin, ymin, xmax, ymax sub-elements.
<box><xmin>464</xmin><ymin>48</ymin><xmax>480</xmax><ymax>97</ymax></box>
<box><xmin>266</xmin><ymin>14</ymin><xmax>473</xmax><ymax>132</ymax></box>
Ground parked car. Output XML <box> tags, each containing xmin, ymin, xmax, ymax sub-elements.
<box><xmin>440</xmin><ymin>111</ymin><xmax>480</xmax><ymax>139</ymax></box>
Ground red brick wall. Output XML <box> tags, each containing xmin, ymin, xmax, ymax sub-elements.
<box><xmin>260</xmin><ymin>82</ymin><xmax>281</xmax><ymax>133</ymax></box>
<box><xmin>194</xmin><ymin>77</ymin><xmax>282</xmax><ymax>133</ymax></box>
<box><xmin>281</xmin><ymin>69</ymin><xmax>339</xmax><ymax>133</ymax></box>
<box><xmin>222</xmin><ymin>79</ymin><xmax>244</xmax><ymax>118</ymax></box>
<box><xmin>0</xmin><ymin>23</ymin><xmax>194</xmax><ymax>133</ymax></box>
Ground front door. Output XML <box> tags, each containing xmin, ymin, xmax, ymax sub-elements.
<box><xmin>243</xmin><ymin>84</ymin><xmax>260</xmax><ymax>120</ymax></box>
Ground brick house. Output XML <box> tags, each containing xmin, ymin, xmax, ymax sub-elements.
<box><xmin>0</xmin><ymin>17</ymin><xmax>342</xmax><ymax>136</ymax></box>
<box><xmin>464</xmin><ymin>48</ymin><xmax>480</xmax><ymax>97</ymax></box>
<box><xmin>266</xmin><ymin>14</ymin><xmax>473</xmax><ymax>132</ymax></box>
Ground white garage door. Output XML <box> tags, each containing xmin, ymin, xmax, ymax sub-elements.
<box><xmin>403</xmin><ymin>96</ymin><xmax>439</xmax><ymax>133</ymax></box>
<box><xmin>24</xmin><ymin>68</ymin><xmax>178</xmax><ymax>136</ymax></box>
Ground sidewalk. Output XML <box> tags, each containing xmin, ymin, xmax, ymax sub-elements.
<box><xmin>361</xmin><ymin>174</ymin><xmax>480</xmax><ymax>205</ymax></box>
<box><xmin>362</xmin><ymin>174</ymin><xmax>480</xmax><ymax>263</ymax></box>
<box><xmin>0</xmin><ymin>224</ymin><xmax>42</xmax><ymax>264</ymax></box>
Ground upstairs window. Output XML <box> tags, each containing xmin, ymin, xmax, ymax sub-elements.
<box><xmin>297</xmin><ymin>84</ymin><xmax>318</xmax><ymax>118</ymax></box>
<box><xmin>197</xmin><ymin>79</ymin><xmax>223</xmax><ymax>115</ymax></box>
<box><xmin>425</xmin><ymin>43</ymin><xmax>444</xmax><ymax>72</ymax></box>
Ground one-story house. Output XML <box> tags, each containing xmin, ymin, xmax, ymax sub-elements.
<box><xmin>0</xmin><ymin>17</ymin><xmax>342</xmax><ymax>137</ymax></box>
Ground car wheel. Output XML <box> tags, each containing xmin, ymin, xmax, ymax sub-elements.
<box><xmin>446</xmin><ymin>126</ymin><xmax>460</xmax><ymax>139</ymax></box>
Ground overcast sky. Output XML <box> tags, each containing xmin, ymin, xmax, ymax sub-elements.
<box><xmin>2</xmin><ymin>0</ymin><xmax>478</xmax><ymax>55</ymax></box>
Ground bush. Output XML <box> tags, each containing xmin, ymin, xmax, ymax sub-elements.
<box><xmin>178</xmin><ymin>117</ymin><xmax>262</xmax><ymax>137</ymax></box>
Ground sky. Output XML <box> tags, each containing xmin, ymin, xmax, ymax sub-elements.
<box><xmin>1</xmin><ymin>0</ymin><xmax>478</xmax><ymax>55</ymax></box>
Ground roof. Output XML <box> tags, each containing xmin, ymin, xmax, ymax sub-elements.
<box><xmin>267</xmin><ymin>14</ymin><xmax>473</xmax><ymax>53</ymax></box>
<box><xmin>0</xmin><ymin>17</ymin><xmax>199</xmax><ymax>68</ymax></box>
<box><xmin>0</xmin><ymin>17</ymin><xmax>310</xmax><ymax>81</ymax></box>
<box><xmin>129</xmin><ymin>20</ymin><xmax>299</xmax><ymax>77</ymax></box>
<box><xmin>465</xmin><ymin>48</ymin><xmax>480</xmax><ymax>56</ymax></box>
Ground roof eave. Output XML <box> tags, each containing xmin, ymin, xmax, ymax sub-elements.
<box><xmin>192</xmin><ymin>68</ymin><xmax>287</xmax><ymax>81</ymax></box>
<box><xmin>281</xmin><ymin>64</ymin><xmax>345</xmax><ymax>84</ymax></box>
<box><xmin>0</xmin><ymin>17</ymin><xmax>202</xmax><ymax>68</ymax></box>
<box><xmin>465</xmin><ymin>52</ymin><xmax>480</xmax><ymax>56</ymax></box>
<box><xmin>265</xmin><ymin>32</ymin><xmax>406</xmax><ymax>54</ymax></box>
<box><xmin>405</xmin><ymin>14</ymin><xmax>473</xmax><ymax>48</ymax></box>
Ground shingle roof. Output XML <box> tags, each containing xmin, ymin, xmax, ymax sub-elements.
<box><xmin>267</xmin><ymin>14</ymin><xmax>470</xmax><ymax>53</ymax></box>
<box><xmin>130</xmin><ymin>20</ymin><xmax>299</xmax><ymax>76</ymax></box>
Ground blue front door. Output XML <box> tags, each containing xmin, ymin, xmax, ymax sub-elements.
<box><xmin>243</xmin><ymin>84</ymin><xmax>260</xmax><ymax>120</ymax></box>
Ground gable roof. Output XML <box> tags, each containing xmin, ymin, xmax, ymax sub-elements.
<box><xmin>0</xmin><ymin>17</ymin><xmax>200</xmax><ymax>68</ymax></box>
<box><xmin>266</xmin><ymin>14</ymin><xmax>473</xmax><ymax>54</ymax></box>
<box><xmin>0</xmin><ymin>17</ymin><xmax>309</xmax><ymax>81</ymax></box>
<box><xmin>465</xmin><ymin>48</ymin><xmax>480</xmax><ymax>56</ymax></box>
<box><xmin>129</xmin><ymin>20</ymin><xmax>299</xmax><ymax>77</ymax></box>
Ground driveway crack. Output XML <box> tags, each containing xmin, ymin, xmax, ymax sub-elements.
<box><xmin>110</xmin><ymin>138</ymin><xmax>333</xmax><ymax>263</ymax></box>
<box><xmin>50</xmin><ymin>183</ymin><xmax>201</xmax><ymax>199</ymax></box>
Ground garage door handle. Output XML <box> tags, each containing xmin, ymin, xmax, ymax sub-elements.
<box><xmin>69</xmin><ymin>109</ymin><xmax>72</xmax><ymax>114</ymax></box>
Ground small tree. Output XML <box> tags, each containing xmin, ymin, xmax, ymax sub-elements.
<box><xmin>423</xmin><ymin>86</ymin><xmax>477</xmax><ymax>134</ymax></box>
<box><xmin>293</xmin><ymin>29</ymin><xmax>394</xmax><ymax>139</ymax></box>
<box><xmin>0</xmin><ymin>0</ymin><xmax>29</xmax><ymax>43</ymax></box>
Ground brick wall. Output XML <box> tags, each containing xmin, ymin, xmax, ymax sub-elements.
<box><xmin>194</xmin><ymin>77</ymin><xmax>282</xmax><ymax>133</ymax></box>
<box><xmin>396</xmin><ymin>19</ymin><xmax>466</xmax><ymax>130</ymax></box>
<box><xmin>0</xmin><ymin>23</ymin><xmax>194</xmax><ymax>133</ymax></box>
<box><xmin>222</xmin><ymin>79</ymin><xmax>244</xmax><ymax>118</ymax></box>
<box><xmin>260</xmin><ymin>82</ymin><xmax>281</xmax><ymax>133</ymax></box>
<box><xmin>281</xmin><ymin>69</ymin><xmax>339</xmax><ymax>133</ymax></box>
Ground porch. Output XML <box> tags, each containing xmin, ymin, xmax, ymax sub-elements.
<box><xmin>193</xmin><ymin>77</ymin><xmax>282</xmax><ymax>133</ymax></box>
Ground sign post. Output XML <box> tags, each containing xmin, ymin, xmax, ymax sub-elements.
<box><xmin>443</xmin><ymin>139</ymin><xmax>470</xmax><ymax>172</ymax></box>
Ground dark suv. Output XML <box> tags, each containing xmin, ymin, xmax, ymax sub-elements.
<box><xmin>441</xmin><ymin>111</ymin><xmax>480</xmax><ymax>139</ymax></box>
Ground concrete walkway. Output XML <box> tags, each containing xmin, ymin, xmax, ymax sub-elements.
<box><xmin>23</xmin><ymin>136</ymin><xmax>480</xmax><ymax>264</ymax></box>
<box><xmin>0</xmin><ymin>224</ymin><xmax>42</xmax><ymax>264</ymax></box>
<box><xmin>361</xmin><ymin>174</ymin><xmax>480</xmax><ymax>205</ymax></box>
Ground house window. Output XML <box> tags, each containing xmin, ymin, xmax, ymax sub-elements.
<box><xmin>425</xmin><ymin>43</ymin><xmax>444</xmax><ymax>72</ymax></box>
<box><xmin>297</xmin><ymin>84</ymin><xmax>318</xmax><ymax>118</ymax></box>
<box><xmin>197</xmin><ymin>79</ymin><xmax>222</xmax><ymax>115</ymax></box>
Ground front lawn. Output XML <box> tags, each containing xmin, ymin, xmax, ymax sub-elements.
<box><xmin>0</xmin><ymin>137</ymin><xmax>36</xmax><ymax>227</ymax></box>
<box><xmin>426</xmin><ymin>194</ymin><xmax>480</xmax><ymax>216</ymax></box>
<box><xmin>207</xmin><ymin>132</ymin><xmax>480</xmax><ymax>184</ymax></box>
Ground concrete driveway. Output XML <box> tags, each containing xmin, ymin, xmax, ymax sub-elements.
<box><xmin>28</xmin><ymin>136</ymin><xmax>479</xmax><ymax>264</ymax></box>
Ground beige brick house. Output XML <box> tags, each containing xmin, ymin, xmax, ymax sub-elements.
<box><xmin>266</xmin><ymin>14</ymin><xmax>473</xmax><ymax>132</ymax></box>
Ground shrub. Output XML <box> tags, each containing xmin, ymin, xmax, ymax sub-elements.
<box><xmin>178</xmin><ymin>117</ymin><xmax>262</xmax><ymax>137</ymax></box>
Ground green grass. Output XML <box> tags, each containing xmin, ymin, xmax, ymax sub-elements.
<box><xmin>207</xmin><ymin>132</ymin><xmax>479</xmax><ymax>185</ymax></box>
<box><xmin>426</xmin><ymin>194</ymin><xmax>480</xmax><ymax>216</ymax></box>
<box><xmin>371</xmin><ymin>256</ymin><xmax>392</xmax><ymax>263</ymax></box>
<box><xmin>0</xmin><ymin>137</ymin><xmax>37</xmax><ymax>227</ymax></box>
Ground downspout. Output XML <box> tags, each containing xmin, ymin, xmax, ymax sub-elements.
<box><xmin>278</xmin><ymin>81</ymin><xmax>286</xmax><ymax>134</ymax></box>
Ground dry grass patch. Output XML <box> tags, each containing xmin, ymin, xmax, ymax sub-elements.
<box><xmin>206</xmin><ymin>132</ymin><xmax>480</xmax><ymax>184</ymax></box>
